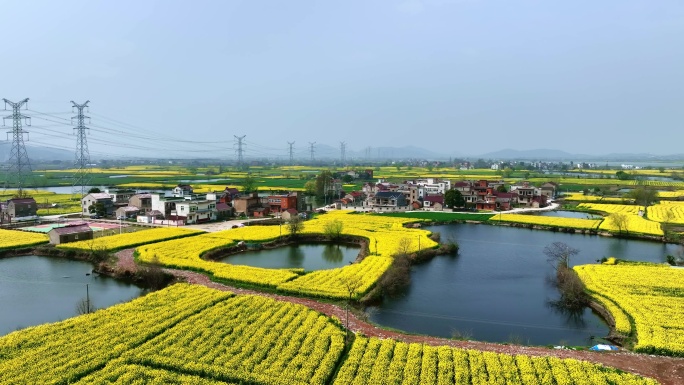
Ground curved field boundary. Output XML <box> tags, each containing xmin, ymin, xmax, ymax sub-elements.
<box><xmin>115</xmin><ymin>249</ymin><xmax>684</xmax><ymax>385</ymax></box>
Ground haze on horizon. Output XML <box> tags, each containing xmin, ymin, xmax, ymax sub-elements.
<box><xmin>2</xmin><ymin>0</ymin><xmax>683</xmax><ymax>160</ymax></box>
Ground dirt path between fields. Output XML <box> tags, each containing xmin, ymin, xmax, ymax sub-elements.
<box><xmin>115</xmin><ymin>249</ymin><xmax>684</xmax><ymax>385</ymax></box>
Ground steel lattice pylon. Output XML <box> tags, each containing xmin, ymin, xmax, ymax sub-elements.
<box><xmin>71</xmin><ymin>101</ymin><xmax>91</xmax><ymax>198</ymax></box>
<box><xmin>234</xmin><ymin>135</ymin><xmax>245</xmax><ymax>168</ymax></box>
<box><xmin>3</xmin><ymin>98</ymin><xmax>32</xmax><ymax>192</ymax></box>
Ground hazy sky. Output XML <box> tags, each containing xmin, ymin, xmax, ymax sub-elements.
<box><xmin>2</xmin><ymin>0</ymin><xmax>683</xmax><ymax>159</ymax></box>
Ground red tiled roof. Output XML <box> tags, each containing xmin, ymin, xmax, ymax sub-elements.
<box><xmin>424</xmin><ymin>195</ymin><xmax>444</xmax><ymax>203</ymax></box>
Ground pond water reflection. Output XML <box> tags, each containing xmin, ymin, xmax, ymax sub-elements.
<box><xmin>0</xmin><ymin>255</ymin><xmax>144</xmax><ymax>336</ymax></box>
<box><xmin>221</xmin><ymin>243</ymin><xmax>360</xmax><ymax>271</ymax></box>
<box><xmin>368</xmin><ymin>224</ymin><xmax>676</xmax><ymax>346</ymax></box>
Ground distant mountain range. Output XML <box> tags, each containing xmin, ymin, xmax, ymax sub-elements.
<box><xmin>1</xmin><ymin>143</ymin><xmax>682</xmax><ymax>163</ymax></box>
<box><xmin>0</xmin><ymin>143</ymin><xmax>73</xmax><ymax>162</ymax></box>
<box><xmin>475</xmin><ymin>148</ymin><xmax>684</xmax><ymax>161</ymax></box>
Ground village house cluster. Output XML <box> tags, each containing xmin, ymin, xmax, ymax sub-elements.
<box><xmin>1</xmin><ymin>176</ymin><xmax>558</xmax><ymax>227</ymax></box>
<box><xmin>338</xmin><ymin>179</ymin><xmax>557</xmax><ymax>212</ymax></box>
<box><xmin>80</xmin><ymin>185</ymin><xmax>304</xmax><ymax>225</ymax></box>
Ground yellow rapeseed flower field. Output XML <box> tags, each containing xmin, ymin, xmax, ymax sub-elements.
<box><xmin>0</xmin><ymin>284</ymin><xmax>659</xmax><ymax>385</ymax></box>
<box><xmin>657</xmin><ymin>190</ymin><xmax>684</xmax><ymax>198</ymax></box>
<box><xmin>333</xmin><ymin>336</ymin><xmax>659</xmax><ymax>385</ymax></box>
<box><xmin>0</xmin><ymin>284</ymin><xmax>345</xmax><ymax>385</ymax></box>
<box><xmin>57</xmin><ymin>227</ymin><xmax>203</xmax><ymax>252</ymax></box>
<box><xmin>575</xmin><ymin>263</ymin><xmax>684</xmax><ymax>356</ymax></box>
<box><xmin>0</xmin><ymin>228</ymin><xmax>49</xmax><ymax>250</ymax></box>
<box><xmin>495</xmin><ymin>213</ymin><xmax>602</xmax><ymax>230</ymax></box>
<box><xmin>579</xmin><ymin>203</ymin><xmax>663</xmax><ymax>236</ymax></box>
<box><xmin>646</xmin><ymin>201</ymin><xmax>684</xmax><ymax>224</ymax></box>
<box><xmin>563</xmin><ymin>193</ymin><xmax>631</xmax><ymax>203</ymax></box>
<box><xmin>137</xmin><ymin>211</ymin><xmax>437</xmax><ymax>299</ymax></box>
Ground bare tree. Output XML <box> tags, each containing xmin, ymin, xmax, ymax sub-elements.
<box><xmin>543</xmin><ymin>242</ymin><xmax>579</xmax><ymax>271</ymax></box>
<box><xmin>75</xmin><ymin>297</ymin><xmax>95</xmax><ymax>315</ymax></box>
<box><xmin>339</xmin><ymin>276</ymin><xmax>363</xmax><ymax>343</ymax></box>
<box><xmin>610</xmin><ymin>213</ymin><xmax>629</xmax><ymax>234</ymax></box>
<box><xmin>396</xmin><ymin>237</ymin><xmax>413</xmax><ymax>256</ymax></box>
<box><xmin>543</xmin><ymin>242</ymin><xmax>588</xmax><ymax>310</ymax></box>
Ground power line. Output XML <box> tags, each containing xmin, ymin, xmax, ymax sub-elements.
<box><xmin>71</xmin><ymin>100</ymin><xmax>91</xmax><ymax>198</ymax></box>
<box><xmin>3</xmin><ymin>98</ymin><xmax>33</xmax><ymax>191</ymax></box>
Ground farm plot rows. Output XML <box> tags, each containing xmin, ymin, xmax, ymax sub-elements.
<box><xmin>0</xmin><ymin>284</ymin><xmax>233</xmax><ymax>384</ymax></box>
<box><xmin>646</xmin><ymin>201</ymin><xmax>684</xmax><ymax>224</ymax></box>
<box><xmin>0</xmin><ymin>284</ymin><xmax>345</xmax><ymax>385</ymax></box>
<box><xmin>562</xmin><ymin>193</ymin><xmax>631</xmax><ymax>203</ymax></box>
<box><xmin>0</xmin><ymin>284</ymin><xmax>660</xmax><ymax>385</ymax></box>
<box><xmin>578</xmin><ymin>203</ymin><xmax>663</xmax><ymax>236</ymax></box>
<box><xmin>574</xmin><ymin>263</ymin><xmax>684</xmax><ymax>357</ymax></box>
<box><xmin>332</xmin><ymin>336</ymin><xmax>657</xmax><ymax>385</ymax></box>
<box><xmin>137</xmin><ymin>211</ymin><xmax>434</xmax><ymax>299</ymax></box>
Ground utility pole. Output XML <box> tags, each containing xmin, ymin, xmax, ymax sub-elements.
<box><xmin>71</xmin><ymin>101</ymin><xmax>91</xmax><ymax>198</ymax></box>
<box><xmin>3</xmin><ymin>98</ymin><xmax>32</xmax><ymax>193</ymax></box>
<box><xmin>234</xmin><ymin>135</ymin><xmax>246</xmax><ymax>168</ymax></box>
<box><xmin>287</xmin><ymin>141</ymin><xmax>295</xmax><ymax>165</ymax></box>
<box><xmin>309</xmin><ymin>142</ymin><xmax>316</xmax><ymax>162</ymax></box>
<box><xmin>340</xmin><ymin>142</ymin><xmax>346</xmax><ymax>164</ymax></box>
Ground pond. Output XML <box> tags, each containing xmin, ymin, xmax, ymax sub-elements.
<box><xmin>0</xmin><ymin>255</ymin><xmax>144</xmax><ymax>336</ymax></box>
<box><xmin>221</xmin><ymin>243</ymin><xmax>360</xmax><ymax>271</ymax></box>
<box><xmin>367</xmin><ymin>224</ymin><xmax>678</xmax><ymax>346</ymax></box>
<box><xmin>32</xmin><ymin>186</ymin><xmax>97</xmax><ymax>194</ymax></box>
<box><xmin>535</xmin><ymin>210</ymin><xmax>602</xmax><ymax>219</ymax></box>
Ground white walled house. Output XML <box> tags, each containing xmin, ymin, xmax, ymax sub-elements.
<box><xmin>173</xmin><ymin>200</ymin><xmax>217</xmax><ymax>224</ymax></box>
<box><xmin>150</xmin><ymin>194</ymin><xmax>185</xmax><ymax>218</ymax></box>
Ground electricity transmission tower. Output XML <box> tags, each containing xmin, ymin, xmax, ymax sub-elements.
<box><xmin>234</xmin><ymin>135</ymin><xmax>246</xmax><ymax>168</ymax></box>
<box><xmin>287</xmin><ymin>141</ymin><xmax>295</xmax><ymax>165</ymax></box>
<box><xmin>308</xmin><ymin>142</ymin><xmax>316</xmax><ymax>162</ymax></box>
<box><xmin>340</xmin><ymin>142</ymin><xmax>346</xmax><ymax>164</ymax></box>
<box><xmin>3</xmin><ymin>98</ymin><xmax>32</xmax><ymax>192</ymax></box>
<box><xmin>71</xmin><ymin>101</ymin><xmax>91</xmax><ymax>197</ymax></box>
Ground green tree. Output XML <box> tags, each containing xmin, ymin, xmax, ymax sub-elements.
<box><xmin>496</xmin><ymin>185</ymin><xmax>507</xmax><ymax>193</ymax></box>
<box><xmin>615</xmin><ymin>170</ymin><xmax>633</xmax><ymax>180</ymax></box>
<box><xmin>304</xmin><ymin>180</ymin><xmax>316</xmax><ymax>196</ymax></box>
<box><xmin>88</xmin><ymin>202</ymin><xmax>106</xmax><ymax>217</ymax></box>
<box><xmin>87</xmin><ymin>187</ymin><xmax>101</xmax><ymax>194</ymax></box>
<box><xmin>629</xmin><ymin>187</ymin><xmax>658</xmax><ymax>207</ymax></box>
<box><xmin>315</xmin><ymin>170</ymin><xmax>334</xmax><ymax>199</ymax></box>
<box><xmin>287</xmin><ymin>216</ymin><xmax>304</xmax><ymax>238</ymax></box>
<box><xmin>341</xmin><ymin>174</ymin><xmax>354</xmax><ymax>183</ymax></box>
<box><xmin>241</xmin><ymin>174</ymin><xmax>257</xmax><ymax>194</ymax></box>
<box><xmin>323</xmin><ymin>219</ymin><xmax>344</xmax><ymax>240</ymax></box>
<box><xmin>444</xmin><ymin>189</ymin><xmax>465</xmax><ymax>209</ymax></box>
